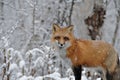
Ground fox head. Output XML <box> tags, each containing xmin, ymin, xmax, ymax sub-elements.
<box><xmin>51</xmin><ymin>24</ymin><xmax>75</xmax><ymax>50</ymax></box>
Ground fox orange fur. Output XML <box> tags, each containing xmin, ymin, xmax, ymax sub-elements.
<box><xmin>51</xmin><ymin>24</ymin><xmax>119</xmax><ymax>80</ymax></box>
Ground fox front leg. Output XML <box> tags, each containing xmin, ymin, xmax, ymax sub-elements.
<box><xmin>72</xmin><ymin>65</ymin><xmax>82</xmax><ymax>80</ymax></box>
<box><xmin>106</xmin><ymin>71</ymin><xmax>113</xmax><ymax>80</ymax></box>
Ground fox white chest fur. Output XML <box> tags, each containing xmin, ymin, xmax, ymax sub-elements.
<box><xmin>58</xmin><ymin>48</ymin><xmax>66</xmax><ymax>59</ymax></box>
<box><xmin>53</xmin><ymin>40</ymin><xmax>72</xmax><ymax>66</ymax></box>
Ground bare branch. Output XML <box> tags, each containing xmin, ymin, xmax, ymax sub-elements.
<box><xmin>68</xmin><ymin>0</ymin><xmax>75</xmax><ymax>25</ymax></box>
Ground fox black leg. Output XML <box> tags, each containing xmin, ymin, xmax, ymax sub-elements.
<box><xmin>106</xmin><ymin>71</ymin><xmax>113</xmax><ymax>80</ymax></box>
<box><xmin>72</xmin><ymin>65</ymin><xmax>82</xmax><ymax>80</ymax></box>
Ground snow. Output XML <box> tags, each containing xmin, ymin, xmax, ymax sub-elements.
<box><xmin>19</xmin><ymin>60</ymin><xmax>25</xmax><ymax>68</ymax></box>
<box><xmin>81</xmin><ymin>75</ymin><xmax>88</xmax><ymax>80</ymax></box>
<box><xmin>19</xmin><ymin>76</ymin><xmax>27</xmax><ymax>80</ymax></box>
<box><xmin>17</xmin><ymin>72</ymin><xmax>23</xmax><ymax>78</ymax></box>
<box><xmin>1</xmin><ymin>36</ymin><xmax>9</xmax><ymax>47</ymax></box>
<box><xmin>34</xmin><ymin>57</ymin><xmax>45</xmax><ymax>67</ymax></box>
<box><xmin>9</xmin><ymin>63</ymin><xmax>18</xmax><ymax>72</ymax></box>
<box><xmin>26</xmin><ymin>48</ymin><xmax>45</xmax><ymax>55</ymax></box>
<box><xmin>97</xmin><ymin>78</ymin><xmax>101</xmax><ymax>80</ymax></box>
<box><xmin>66</xmin><ymin>0</ymin><xmax>83</xmax><ymax>3</ymax></box>
<box><xmin>34</xmin><ymin>76</ymin><xmax>43</xmax><ymax>80</ymax></box>
<box><xmin>45</xmin><ymin>72</ymin><xmax>61</xmax><ymax>79</ymax></box>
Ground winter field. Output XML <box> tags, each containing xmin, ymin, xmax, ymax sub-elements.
<box><xmin>0</xmin><ymin>0</ymin><xmax>120</xmax><ymax>80</ymax></box>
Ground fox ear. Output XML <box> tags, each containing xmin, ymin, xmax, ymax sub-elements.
<box><xmin>52</xmin><ymin>24</ymin><xmax>60</xmax><ymax>32</ymax></box>
<box><xmin>67</xmin><ymin>25</ymin><xmax>74</xmax><ymax>32</ymax></box>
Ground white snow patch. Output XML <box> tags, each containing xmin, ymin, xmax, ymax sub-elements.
<box><xmin>9</xmin><ymin>63</ymin><xmax>18</xmax><ymax>72</ymax></box>
<box><xmin>34</xmin><ymin>76</ymin><xmax>44</xmax><ymax>80</ymax></box>
<box><xmin>17</xmin><ymin>72</ymin><xmax>23</xmax><ymax>78</ymax></box>
<box><xmin>19</xmin><ymin>60</ymin><xmax>25</xmax><ymax>68</ymax></box>
<box><xmin>45</xmin><ymin>72</ymin><xmax>61</xmax><ymax>80</ymax></box>
<box><xmin>81</xmin><ymin>74</ymin><xmax>88</xmax><ymax>80</ymax></box>
<box><xmin>1</xmin><ymin>36</ymin><xmax>9</xmax><ymax>47</ymax></box>
<box><xmin>34</xmin><ymin>57</ymin><xmax>45</xmax><ymax>67</ymax></box>
<box><xmin>19</xmin><ymin>76</ymin><xmax>27</xmax><ymax>80</ymax></box>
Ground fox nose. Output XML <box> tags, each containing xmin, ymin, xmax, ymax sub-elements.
<box><xmin>58</xmin><ymin>42</ymin><xmax>64</xmax><ymax>47</ymax></box>
<box><xmin>60</xmin><ymin>44</ymin><xmax>64</xmax><ymax>47</ymax></box>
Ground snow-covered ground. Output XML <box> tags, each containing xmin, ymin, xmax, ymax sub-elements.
<box><xmin>0</xmin><ymin>46</ymin><xmax>103</xmax><ymax>80</ymax></box>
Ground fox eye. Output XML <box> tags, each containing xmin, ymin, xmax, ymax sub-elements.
<box><xmin>54</xmin><ymin>36</ymin><xmax>60</xmax><ymax>40</ymax></box>
<box><xmin>64</xmin><ymin>37</ymin><xmax>69</xmax><ymax>41</ymax></box>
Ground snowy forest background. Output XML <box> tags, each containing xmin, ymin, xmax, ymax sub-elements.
<box><xmin>0</xmin><ymin>0</ymin><xmax>120</xmax><ymax>80</ymax></box>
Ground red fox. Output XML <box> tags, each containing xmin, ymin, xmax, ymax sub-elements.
<box><xmin>51</xmin><ymin>24</ymin><xmax>119</xmax><ymax>80</ymax></box>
